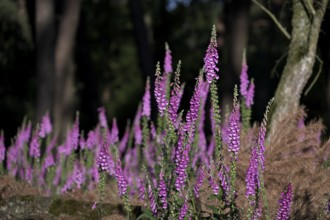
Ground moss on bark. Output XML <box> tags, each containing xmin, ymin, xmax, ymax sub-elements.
<box><xmin>269</xmin><ymin>0</ymin><xmax>329</xmax><ymax>138</ymax></box>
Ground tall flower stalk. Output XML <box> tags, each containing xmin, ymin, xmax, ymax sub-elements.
<box><xmin>204</xmin><ymin>25</ymin><xmax>222</xmax><ymax>162</ymax></box>
<box><xmin>240</xmin><ymin>50</ymin><xmax>255</xmax><ymax>132</ymax></box>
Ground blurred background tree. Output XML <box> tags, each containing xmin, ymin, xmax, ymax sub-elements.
<box><xmin>0</xmin><ymin>0</ymin><xmax>329</xmax><ymax>143</ymax></box>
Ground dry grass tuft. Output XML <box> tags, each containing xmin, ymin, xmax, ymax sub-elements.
<box><xmin>235</xmin><ymin>107</ymin><xmax>330</xmax><ymax>219</ymax></box>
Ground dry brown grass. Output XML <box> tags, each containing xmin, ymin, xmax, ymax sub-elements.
<box><xmin>234</xmin><ymin>108</ymin><xmax>330</xmax><ymax>219</ymax></box>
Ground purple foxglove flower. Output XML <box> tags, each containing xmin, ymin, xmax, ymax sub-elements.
<box><xmin>326</xmin><ymin>199</ymin><xmax>330</xmax><ymax>215</ymax></box>
<box><xmin>154</xmin><ymin>62</ymin><xmax>167</xmax><ymax>116</ymax></box>
<box><xmin>190</xmin><ymin>81</ymin><xmax>207</xmax><ymax>169</ymax></box>
<box><xmin>92</xmin><ymin>202</ymin><xmax>97</xmax><ymax>210</ymax></box>
<box><xmin>240</xmin><ymin>53</ymin><xmax>249</xmax><ymax>97</ymax></box>
<box><xmin>134</xmin><ymin>105</ymin><xmax>143</xmax><ymax>145</ymax></box>
<box><xmin>208</xmin><ymin>161</ymin><xmax>219</xmax><ymax>195</ymax></box>
<box><xmin>39</xmin><ymin>112</ymin><xmax>52</xmax><ymax>138</ymax></box>
<box><xmin>114</xmin><ymin>159</ymin><xmax>128</xmax><ymax>197</ymax></box>
<box><xmin>0</xmin><ymin>134</ymin><xmax>5</xmax><ymax>162</ymax></box>
<box><xmin>219</xmin><ymin>164</ymin><xmax>230</xmax><ymax>197</ymax></box>
<box><xmin>174</xmin><ymin>125</ymin><xmax>185</xmax><ymax>166</ymax></box>
<box><xmin>61</xmin><ymin>174</ymin><xmax>74</xmax><ymax>193</ymax></box>
<box><xmin>74</xmin><ymin>161</ymin><xmax>85</xmax><ymax>189</ymax></box>
<box><xmin>138</xmin><ymin>178</ymin><xmax>146</xmax><ymax>201</ymax></box>
<box><xmin>15</xmin><ymin>123</ymin><xmax>31</xmax><ymax>150</ymax></box>
<box><xmin>142</xmin><ymin>78</ymin><xmax>151</xmax><ymax>118</ymax></box>
<box><xmin>86</xmin><ymin>130</ymin><xmax>97</xmax><ymax>150</ymax></box>
<box><xmin>43</xmin><ymin>153</ymin><xmax>55</xmax><ymax>170</ymax></box>
<box><xmin>119</xmin><ymin>122</ymin><xmax>130</xmax><ymax>153</ymax></box>
<box><xmin>175</xmin><ymin>147</ymin><xmax>189</xmax><ymax>191</ymax></box>
<box><xmin>164</xmin><ymin>43</ymin><xmax>173</xmax><ymax>74</ymax></box>
<box><xmin>246</xmin><ymin>80</ymin><xmax>255</xmax><ymax>108</ymax></box>
<box><xmin>63</xmin><ymin>130</ymin><xmax>73</xmax><ymax>156</ymax></box>
<box><xmin>148</xmin><ymin>182</ymin><xmax>157</xmax><ymax>215</ymax></box>
<box><xmin>71</xmin><ymin>114</ymin><xmax>80</xmax><ymax>150</ymax></box>
<box><xmin>227</xmin><ymin>107</ymin><xmax>240</xmax><ymax>159</ymax></box>
<box><xmin>97</xmin><ymin>146</ymin><xmax>110</xmax><ymax>173</ymax></box>
<box><xmin>245</xmin><ymin>146</ymin><xmax>259</xmax><ymax>198</ymax></box>
<box><xmin>98</xmin><ymin>107</ymin><xmax>108</xmax><ymax>128</ymax></box>
<box><xmin>204</xmin><ymin>26</ymin><xmax>219</xmax><ymax>83</ymax></box>
<box><xmin>252</xmin><ymin>206</ymin><xmax>262</xmax><ymax>220</ymax></box>
<box><xmin>29</xmin><ymin>130</ymin><xmax>40</xmax><ymax>158</ymax></box>
<box><xmin>110</xmin><ymin>118</ymin><xmax>119</xmax><ymax>145</ymax></box>
<box><xmin>158</xmin><ymin>171</ymin><xmax>168</xmax><ymax>209</ymax></box>
<box><xmin>185</xmin><ymin>74</ymin><xmax>203</xmax><ymax>137</ymax></box>
<box><xmin>209</xmin><ymin>175</ymin><xmax>219</xmax><ymax>195</ymax></box>
<box><xmin>179</xmin><ymin>198</ymin><xmax>189</xmax><ymax>220</ymax></box>
<box><xmin>193</xmin><ymin>167</ymin><xmax>205</xmax><ymax>198</ymax></box>
<box><xmin>276</xmin><ymin>183</ymin><xmax>293</xmax><ymax>220</ymax></box>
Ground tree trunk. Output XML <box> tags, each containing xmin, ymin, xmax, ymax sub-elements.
<box><xmin>129</xmin><ymin>0</ymin><xmax>154</xmax><ymax>79</ymax></box>
<box><xmin>35</xmin><ymin>0</ymin><xmax>55</xmax><ymax>121</ymax></box>
<box><xmin>221</xmin><ymin>0</ymin><xmax>251</xmax><ymax>110</ymax></box>
<box><xmin>269</xmin><ymin>0</ymin><xmax>329</xmax><ymax>138</ymax></box>
<box><xmin>54</xmin><ymin>0</ymin><xmax>81</xmax><ymax>139</ymax></box>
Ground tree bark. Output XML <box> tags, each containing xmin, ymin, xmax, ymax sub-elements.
<box><xmin>35</xmin><ymin>0</ymin><xmax>55</xmax><ymax>121</ymax></box>
<box><xmin>269</xmin><ymin>0</ymin><xmax>329</xmax><ymax>137</ymax></box>
<box><xmin>54</xmin><ymin>0</ymin><xmax>81</xmax><ymax>139</ymax></box>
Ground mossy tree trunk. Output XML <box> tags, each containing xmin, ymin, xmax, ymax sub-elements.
<box><xmin>269</xmin><ymin>0</ymin><xmax>329</xmax><ymax>137</ymax></box>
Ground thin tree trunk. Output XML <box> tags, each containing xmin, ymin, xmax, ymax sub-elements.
<box><xmin>269</xmin><ymin>0</ymin><xmax>329</xmax><ymax>137</ymax></box>
<box><xmin>54</xmin><ymin>0</ymin><xmax>81</xmax><ymax>138</ymax></box>
<box><xmin>35</xmin><ymin>0</ymin><xmax>55</xmax><ymax>121</ymax></box>
<box><xmin>129</xmin><ymin>0</ymin><xmax>154</xmax><ymax>79</ymax></box>
<box><xmin>222</xmin><ymin>0</ymin><xmax>251</xmax><ymax>110</ymax></box>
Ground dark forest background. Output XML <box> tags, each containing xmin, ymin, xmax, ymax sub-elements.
<box><xmin>1</xmin><ymin>0</ymin><xmax>330</xmax><ymax>143</ymax></box>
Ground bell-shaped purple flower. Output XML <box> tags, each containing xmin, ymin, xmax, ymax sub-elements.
<box><xmin>97</xmin><ymin>145</ymin><xmax>110</xmax><ymax>173</ymax></box>
<box><xmin>227</xmin><ymin>107</ymin><xmax>240</xmax><ymax>159</ymax></box>
<box><xmin>138</xmin><ymin>178</ymin><xmax>146</xmax><ymax>201</ymax></box>
<box><xmin>158</xmin><ymin>171</ymin><xmax>168</xmax><ymax>209</ymax></box>
<box><xmin>148</xmin><ymin>182</ymin><xmax>157</xmax><ymax>215</ymax></box>
<box><xmin>246</xmin><ymin>80</ymin><xmax>255</xmax><ymax>108</ymax></box>
<box><xmin>240</xmin><ymin>52</ymin><xmax>249</xmax><ymax>97</ymax></box>
<box><xmin>154</xmin><ymin>62</ymin><xmax>167</xmax><ymax>116</ymax></box>
<box><xmin>276</xmin><ymin>183</ymin><xmax>293</xmax><ymax>220</ymax></box>
<box><xmin>114</xmin><ymin>159</ymin><xmax>128</xmax><ymax>197</ymax></box>
<box><xmin>132</xmin><ymin>105</ymin><xmax>142</xmax><ymax>145</ymax></box>
<box><xmin>29</xmin><ymin>130</ymin><xmax>40</xmax><ymax>159</ymax></box>
<box><xmin>169</xmin><ymin>61</ymin><xmax>183</xmax><ymax>126</ymax></box>
<box><xmin>39</xmin><ymin>112</ymin><xmax>52</xmax><ymax>138</ymax></box>
<box><xmin>71</xmin><ymin>113</ymin><xmax>80</xmax><ymax>150</ymax></box>
<box><xmin>142</xmin><ymin>78</ymin><xmax>151</xmax><ymax>118</ymax></box>
<box><xmin>204</xmin><ymin>25</ymin><xmax>219</xmax><ymax>83</ymax></box>
<box><xmin>245</xmin><ymin>146</ymin><xmax>259</xmax><ymax>198</ymax></box>
<box><xmin>193</xmin><ymin>167</ymin><xmax>205</xmax><ymax>198</ymax></box>
<box><xmin>164</xmin><ymin>43</ymin><xmax>173</xmax><ymax>74</ymax></box>
<box><xmin>185</xmin><ymin>74</ymin><xmax>203</xmax><ymax>137</ymax></box>
<box><xmin>218</xmin><ymin>164</ymin><xmax>230</xmax><ymax>197</ymax></box>
<box><xmin>179</xmin><ymin>198</ymin><xmax>189</xmax><ymax>220</ymax></box>
<box><xmin>110</xmin><ymin>118</ymin><xmax>119</xmax><ymax>145</ymax></box>
<box><xmin>98</xmin><ymin>107</ymin><xmax>108</xmax><ymax>128</ymax></box>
